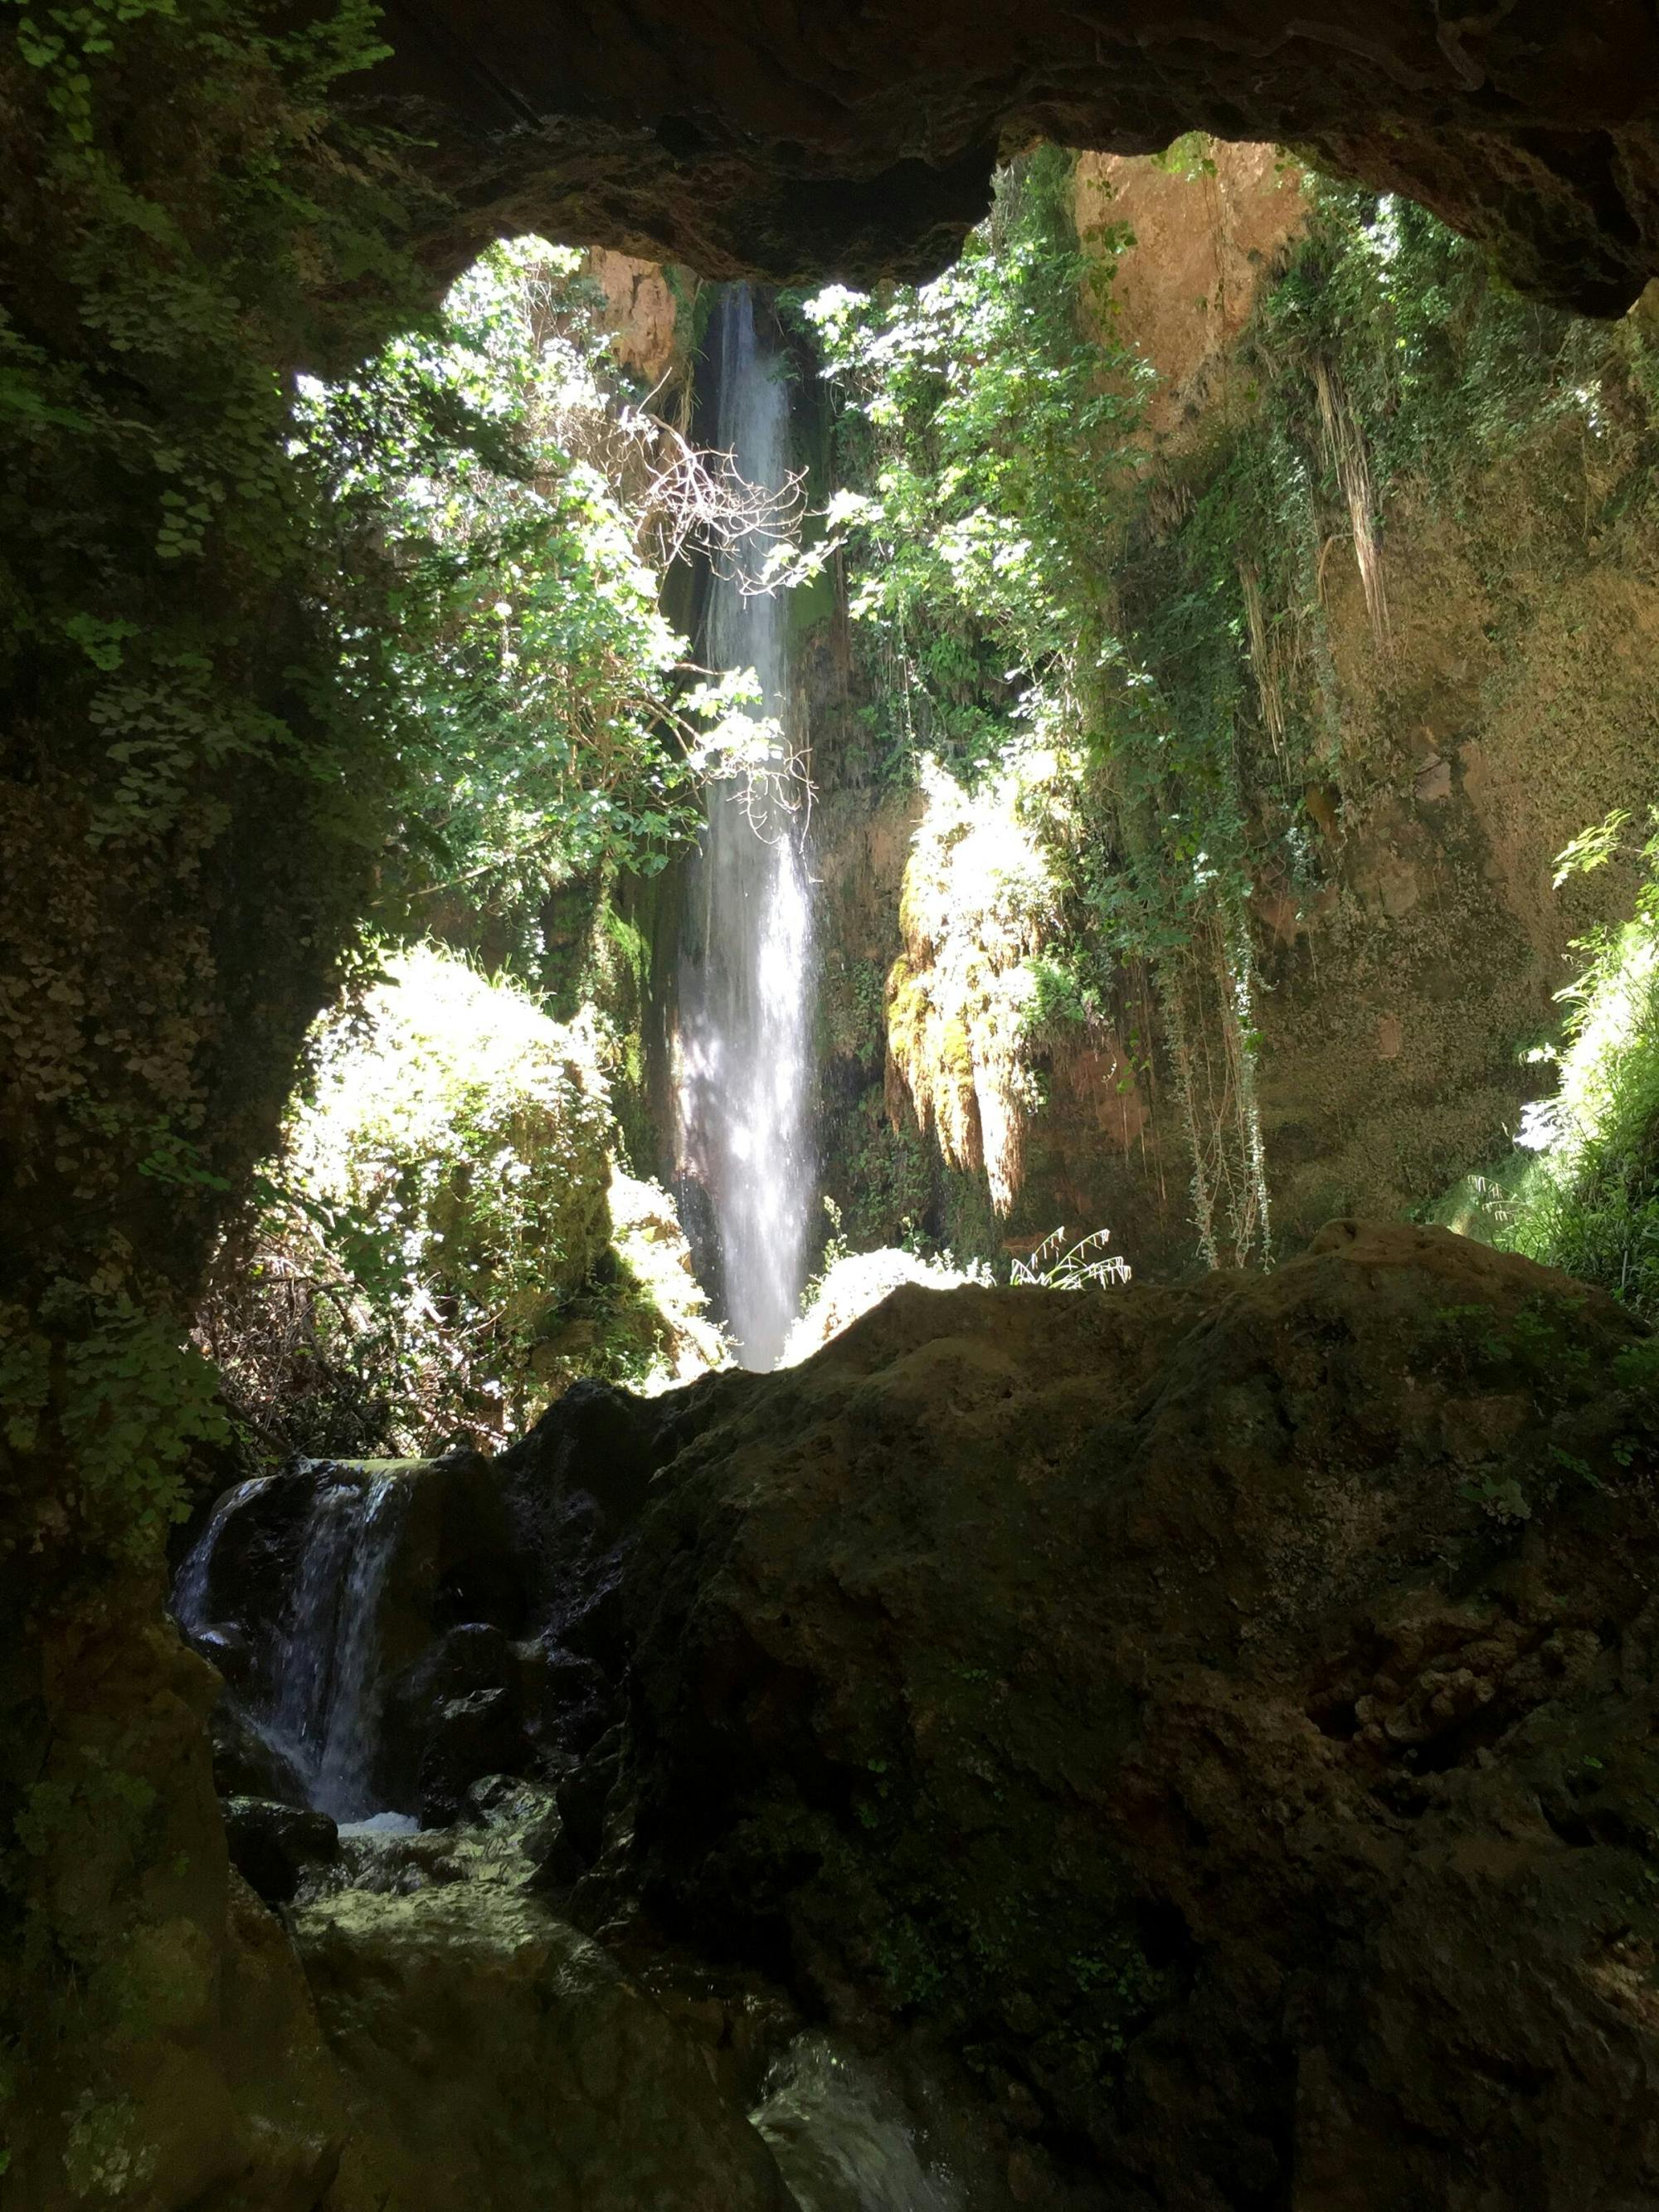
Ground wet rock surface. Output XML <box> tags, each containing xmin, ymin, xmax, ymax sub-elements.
<box><xmin>222</xmin><ymin>1795</ymin><xmax>340</xmax><ymax>1905</ymax></box>
<box><xmin>368</xmin><ymin>1</ymin><xmax>1659</xmax><ymax>315</ymax></box>
<box><xmin>294</xmin><ymin>1882</ymin><xmax>797</xmax><ymax>2212</ymax></box>
<box><xmin>169</xmin><ymin>1222</ymin><xmax>1659</xmax><ymax>2208</ymax></box>
<box><xmin>533</xmin><ymin>1222</ymin><xmax>1659</xmax><ymax>2208</ymax></box>
<box><xmin>207</xmin><ymin>1684</ymin><xmax>308</xmax><ymax>1804</ymax></box>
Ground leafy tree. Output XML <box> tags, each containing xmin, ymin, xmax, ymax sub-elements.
<box><xmin>298</xmin><ymin>238</ymin><xmax>772</xmax><ymax>963</ymax></box>
<box><xmin>805</xmin><ymin>146</ymin><xmax>1146</xmax><ymax>781</ymax></box>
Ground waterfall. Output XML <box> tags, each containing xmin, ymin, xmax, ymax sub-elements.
<box><xmin>175</xmin><ymin>1464</ymin><xmax>406</xmax><ymax>1823</ymax></box>
<box><xmin>303</xmin><ymin>1475</ymin><xmax>406</xmax><ymax>1821</ymax></box>
<box><xmin>676</xmin><ymin>285</ymin><xmax>816</xmax><ymax>1372</ymax></box>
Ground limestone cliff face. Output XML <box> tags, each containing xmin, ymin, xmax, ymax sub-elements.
<box><xmin>1074</xmin><ymin>141</ymin><xmax>1308</xmax><ymax>451</ymax></box>
<box><xmin>805</xmin><ymin>149</ymin><xmax>1659</xmax><ymax>1280</ymax></box>
<box><xmin>584</xmin><ymin>251</ymin><xmax>686</xmax><ymax>390</ymax></box>
<box><xmin>1253</xmin><ymin>444</ymin><xmax>1659</xmax><ymax>1240</ymax></box>
<box><xmin>1083</xmin><ymin>153</ymin><xmax>1659</xmax><ymax>1250</ymax></box>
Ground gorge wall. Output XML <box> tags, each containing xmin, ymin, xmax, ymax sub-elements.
<box><xmin>787</xmin><ymin>144</ymin><xmax>1659</xmax><ymax>1284</ymax></box>
<box><xmin>12</xmin><ymin>0</ymin><xmax>1659</xmax><ymax>2193</ymax></box>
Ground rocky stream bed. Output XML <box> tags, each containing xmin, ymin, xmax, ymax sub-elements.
<box><xmin>169</xmin><ymin>1222</ymin><xmax>1659</xmax><ymax>2210</ymax></box>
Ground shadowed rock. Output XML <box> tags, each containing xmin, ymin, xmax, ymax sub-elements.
<box><xmin>168</xmin><ymin>1221</ymin><xmax>1659</xmax><ymax>2206</ymax></box>
<box><xmin>294</xmin><ymin>1885</ymin><xmax>796</xmax><ymax>2212</ymax></box>
<box><xmin>364</xmin><ymin>1</ymin><xmax>1659</xmax><ymax>315</ymax></box>
<box><xmin>552</xmin><ymin>1222</ymin><xmax>1659</xmax><ymax>2207</ymax></box>
<box><xmin>223</xmin><ymin>1796</ymin><xmax>341</xmax><ymax>1906</ymax></box>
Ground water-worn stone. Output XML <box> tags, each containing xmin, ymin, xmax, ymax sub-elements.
<box><xmin>186</xmin><ymin>1620</ymin><xmax>251</xmax><ymax>1682</ymax></box>
<box><xmin>377</xmin><ymin>1621</ymin><xmax>529</xmax><ymax>1820</ymax></box>
<box><xmin>223</xmin><ymin>1796</ymin><xmax>341</xmax><ymax>1905</ymax></box>
<box><xmin>295</xmin><ymin>1885</ymin><xmax>795</xmax><ymax>2212</ymax></box>
<box><xmin>526</xmin><ymin>1637</ymin><xmax>616</xmax><ymax>1761</ymax></box>
<box><xmin>554</xmin><ymin>1223</ymin><xmax>1659</xmax><ymax>2209</ymax></box>
<box><xmin>209</xmin><ymin>1685</ymin><xmax>308</xmax><ymax>1805</ymax></box>
<box><xmin>555</xmin><ymin>1725</ymin><xmax>625</xmax><ymax>1865</ymax></box>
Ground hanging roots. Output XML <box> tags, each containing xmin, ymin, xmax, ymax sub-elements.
<box><xmin>1311</xmin><ymin>356</ymin><xmax>1389</xmax><ymax>652</ymax></box>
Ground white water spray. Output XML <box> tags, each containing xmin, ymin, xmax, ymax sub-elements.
<box><xmin>676</xmin><ymin>287</ymin><xmax>815</xmax><ymax>1371</ymax></box>
<box><xmin>175</xmin><ymin>1464</ymin><xmax>406</xmax><ymax>1822</ymax></box>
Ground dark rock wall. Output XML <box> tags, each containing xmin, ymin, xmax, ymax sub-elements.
<box><xmin>368</xmin><ymin>1</ymin><xmax>1659</xmax><ymax>315</ymax></box>
<box><xmin>540</xmin><ymin>1223</ymin><xmax>1659</xmax><ymax>2208</ymax></box>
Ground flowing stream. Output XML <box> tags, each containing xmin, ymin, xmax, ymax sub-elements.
<box><xmin>676</xmin><ymin>285</ymin><xmax>815</xmax><ymax>1372</ymax></box>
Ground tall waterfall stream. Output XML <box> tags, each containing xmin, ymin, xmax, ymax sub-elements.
<box><xmin>170</xmin><ymin>291</ymin><xmax>969</xmax><ymax>2212</ymax></box>
<box><xmin>675</xmin><ymin>285</ymin><xmax>816</xmax><ymax>1371</ymax></box>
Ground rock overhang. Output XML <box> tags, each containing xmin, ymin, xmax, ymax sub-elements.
<box><xmin>367</xmin><ymin>0</ymin><xmax>1659</xmax><ymax>313</ymax></box>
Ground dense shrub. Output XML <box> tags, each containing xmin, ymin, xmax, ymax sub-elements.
<box><xmin>1465</xmin><ymin>817</ymin><xmax>1659</xmax><ymax>1318</ymax></box>
<box><xmin>200</xmin><ymin>945</ymin><xmax>724</xmax><ymax>1458</ymax></box>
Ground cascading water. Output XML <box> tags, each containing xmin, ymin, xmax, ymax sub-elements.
<box><xmin>175</xmin><ymin>1463</ymin><xmax>407</xmax><ymax>1823</ymax></box>
<box><xmin>676</xmin><ymin>285</ymin><xmax>816</xmax><ymax>1372</ymax></box>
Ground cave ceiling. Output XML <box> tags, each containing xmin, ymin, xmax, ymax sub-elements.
<box><xmin>370</xmin><ymin>0</ymin><xmax>1659</xmax><ymax>314</ymax></box>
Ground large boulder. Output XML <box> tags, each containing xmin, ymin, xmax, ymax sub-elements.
<box><xmin>554</xmin><ymin>1223</ymin><xmax>1659</xmax><ymax>2209</ymax></box>
<box><xmin>0</xmin><ymin>1619</ymin><xmax>352</xmax><ymax>2212</ymax></box>
<box><xmin>223</xmin><ymin>1797</ymin><xmax>341</xmax><ymax>1907</ymax></box>
<box><xmin>377</xmin><ymin>1623</ymin><xmax>529</xmax><ymax>1821</ymax></box>
<box><xmin>294</xmin><ymin>1885</ymin><xmax>796</xmax><ymax>2212</ymax></box>
<box><xmin>151</xmin><ymin>1221</ymin><xmax>1659</xmax><ymax>2207</ymax></box>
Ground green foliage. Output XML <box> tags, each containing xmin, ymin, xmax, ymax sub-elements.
<box><xmin>226</xmin><ymin>945</ymin><xmax>613</xmax><ymax>1445</ymax></box>
<box><xmin>815</xmin><ymin>149</ymin><xmax>1659</xmax><ymax>1270</ymax></box>
<box><xmin>1</xmin><ymin>0</ymin><xmax>438</xmax><ymax>1583</ymax></box>
<box><xmin>296</xmin><ymin>241</ymin><xmax>726</xmax><ymax>959</ymax></box>
<box><xmin>818</xmin><ymin>953</ymin><xmax>889</xmax><ymax>1067</ymax></box>
<box><xmin>59</xmin><ymin>1301</ymin><xmax>229</xmax><ymax>1557</ymax></box>
<box><xmin>1480</xmin><ymin>816</ymin><xmax>1659</xmax><ymax>1318</ymax></box>
<box><xmin>807</xmin><ymin>147</ymin><xmax>1274</xmax><ymax>1264</ymax></box>
<box><xmin>60</xmin><ymin>2094</ymin><xmax>158</xmax><ymax>2201</ymax></box>
<box><xmin>806</xmin><ymin>146</ymin><xmax>1146</xmax><ymax>787</ymax></box>
<box><xmin>0</xmin><ymin>0</ymin><xmax>730</xmax><ymax>1588</ymax></box>
<box><xmin>1149</xmin><ymin>133</ymin><xmax>1218</xmax><ymax>183</ymax></box>
<box><xmin>1255</xmin><ymin>183</ymin><xmax>1643</xmax><ymax>502</ymax></box>
<box><xmin>2</xmin><ymin>1295</ymin><xmax>227</xmax><ymax>1558</ymax></box>
<box><xmin>203</xmin><ymin>944</ymin><xmax>723</xmax><ymax>1457</ymax></box>
<box><xmin>1</xmin><ymin>0</ymin><xmax>431</xmax><ymax>846</ymax></box>
<box><xmin>1009</xmin><ymin>1227</ymin><xmax>1130</xmax><ymax>1289</ymax></box>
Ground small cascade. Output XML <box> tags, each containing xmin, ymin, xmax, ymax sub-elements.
<box><xmin>175</xmin><ymin>1464</ymin><xmax>406</xmax><ymax>1822</ymax></box>
<box><xmin>170</xmin><ymin>1473</ymin><xmax>267</xmax><ymax>1632</ymax></box>
<box><xmin>305</xmin><ymin>1474</ymin><xmax>406</xmax><ymax>1820</ymax></box>
<box><xmin>676</xmin><ymin>284</ymin><xmax>816</xmax><ymax>1372</ymax></box>
<box><xmin>752</xmin><ymin>2039</ymin><xmax>961</xmax><ymax>2212</ymax></box>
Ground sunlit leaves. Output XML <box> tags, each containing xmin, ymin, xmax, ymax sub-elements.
<box><xmin>804</xmin><ymin>148</ymin><xmax>1149</xmax><ymax>782</ymax></box>
<box><xmin>294</xmin><ymin>239</ymin><xmax>706</xmax><ymax>948</ymax></box>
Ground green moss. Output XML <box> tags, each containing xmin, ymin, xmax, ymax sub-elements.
<box><xmin>61</xmin><ymin>2095</ymin><xmax>158</xmax><ymax>2202</ymax></box>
